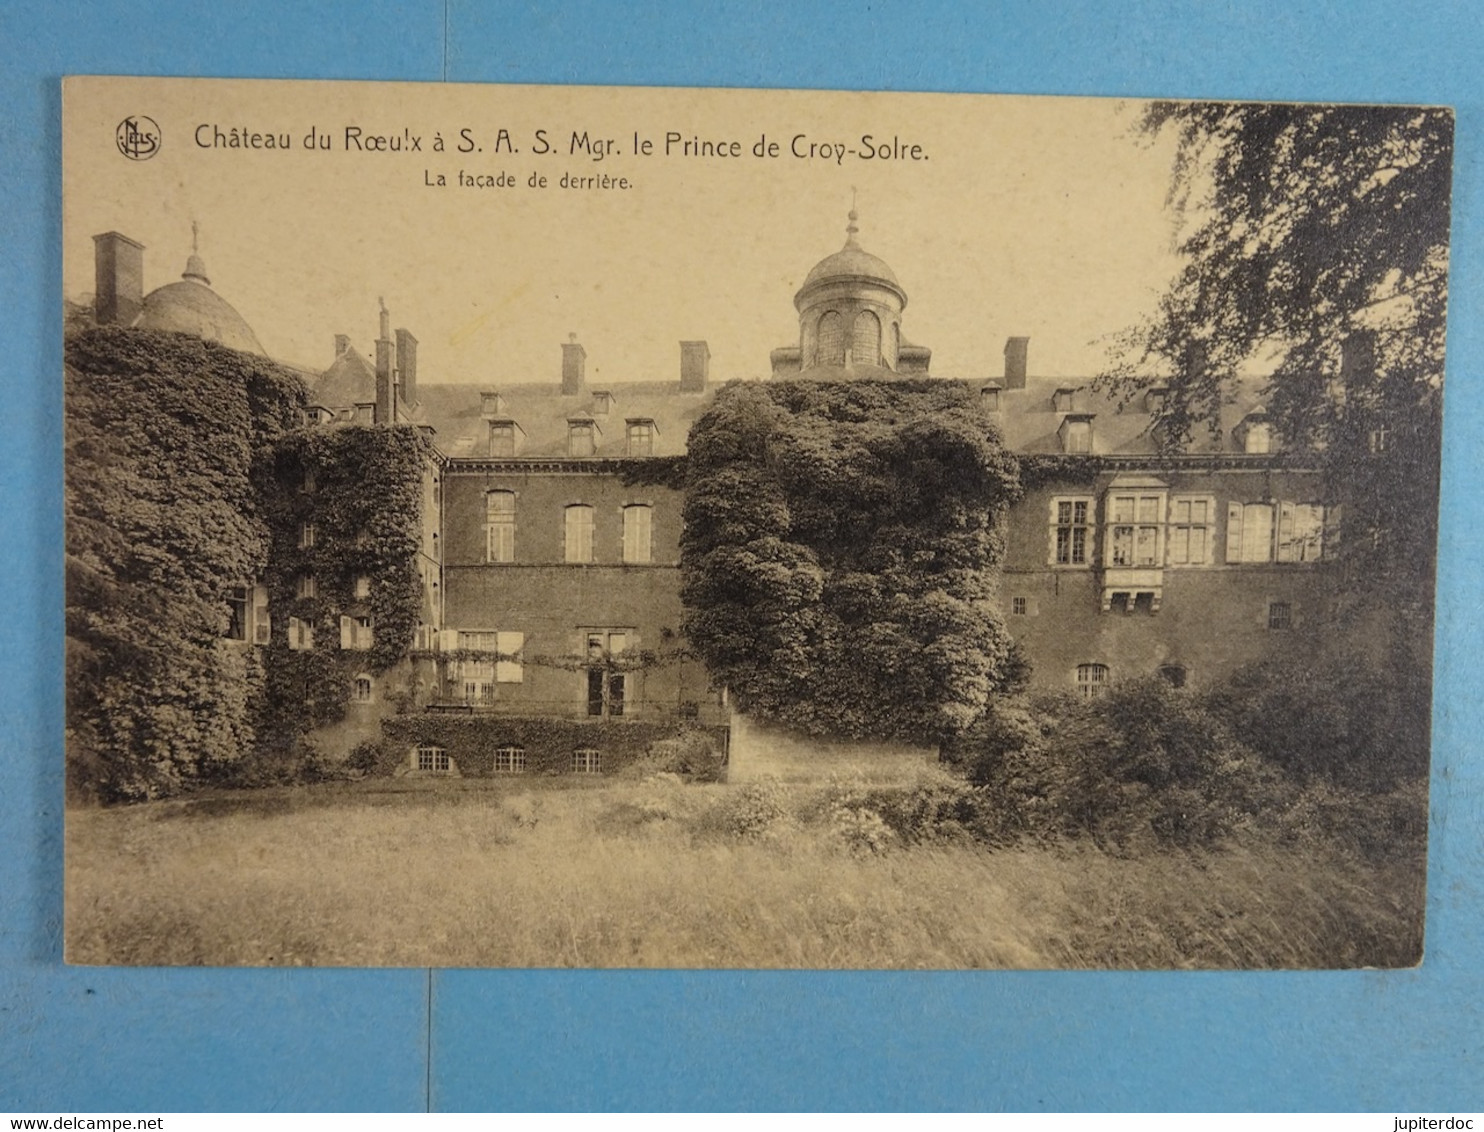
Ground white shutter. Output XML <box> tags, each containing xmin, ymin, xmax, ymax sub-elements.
<box><xmin>1276</xmin><ymin>501</ymin><xmax>1297</xmax><ymax>562</ymax></box>
<box><xmin>339</xmin><ymin>615</ymin><xmax>353</xmax><ymax>649</ymax></box>
<box><xmin>1225</xmin><ymin>502</ymin><xmax>1243</xmax><ymax>564</ymax></box>
<box><xmin>496</xmin><ymin>631</ymin><xmax>524</xmax><ymax>683</ymax></box>
<box><xmin>439</xmin><ymin>628</ymin><xmax>460</xmax><ymax>653</ymax></box>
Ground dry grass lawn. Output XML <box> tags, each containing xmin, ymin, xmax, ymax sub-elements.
<box><xmin>65</xmin><ymin>775</ymin><xmax>1425</xmax><ymax>968</ymax></box>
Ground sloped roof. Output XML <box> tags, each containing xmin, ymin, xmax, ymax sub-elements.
<box><xmin>413</xmin><ymin>380</ymin><xmax>716</xmax><ymax>458</ymax></box>
<box><xmin>312</xmin><ymin>346</ymin><xmax>381</xmax><ymax>409</ymax></box>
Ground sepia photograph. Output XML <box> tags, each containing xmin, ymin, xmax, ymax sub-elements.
<box><xmin>62</xmin><ymin>76</ymin><xmax>1451</xmax><ymax>968</ymax></box>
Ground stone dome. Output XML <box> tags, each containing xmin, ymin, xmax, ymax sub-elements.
<box><xmin>802</xmin><ymin>242</ymin><xmax>902</xmax><ymax>292</ymax></box>
<box><xmin>796</xmin><ymin>210</ymin><xmax>905</xmax><ymax>306</ymax></box>
<box><xmin>134</xmin><ymin>258</ymin><xmax>265</xmax><ymax>355</ymax></box>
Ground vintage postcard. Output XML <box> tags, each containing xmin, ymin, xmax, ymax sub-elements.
<box><xmin>63</xmin><ymin>77</ymin><xmax>1450</xmax><ymax>967</ymax></box>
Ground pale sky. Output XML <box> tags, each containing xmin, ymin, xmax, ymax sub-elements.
<box><xmin>64</xmin><ymin>77</ymin><xmax>1184</xmax><ymax>384</ymax></box>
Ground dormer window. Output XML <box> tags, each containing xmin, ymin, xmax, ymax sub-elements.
<box><xmin>488</xmin><ymin>419</ymin><xmax>522</xmax><ymax>458</ymax></box>
<box><xmin>567</xmin><ymin>418</ymin><xmax>598</xmax><ymax>457</ymax></box>
<box><xmin>1053</xmin><ymin>387</ymin><xmax>1077</xmax><ymax>413</ymax></box>
<box><xmin>626</xmin><ymin>418</ymin><xmax>656</xmax><ymax>456</ymax></box>
<box><xmin>480</xmin><ymin>391</ymin><xmax>505</xmax><ymax>417</ymax></box>
<box><xmin>1237</xmin><ymin>411</ymin><xmax>1274</xmax><ymax>454</ymax></box>
<box><xmin>353</xmin><ymin>402</ymin><xmax>376</xmax><ymax>425</ymax></box>
<box><xmin>980</xmin><ymin>383</ymin><xmax>1002</xmax><ymax>412</ymax></box>
<box><xmin>1058</xmin><ymin>413</ymin><xmax>1095</xmax><ymax>454</ymax></box>
<box><xmin>592</xmin><ymin>391</ymin><xmax>613</xmax><ymax>415</ymax></box>
<box><xmin>1145</xmin><ymin>385</ymin><xmax>1168</xmax><ymax>413</ymax></box>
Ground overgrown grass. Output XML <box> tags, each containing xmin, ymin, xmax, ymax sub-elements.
<box><xmin>66</xmin><ymin>774</ymin><xmax>1424</xmax><ymax>969</ymax></box>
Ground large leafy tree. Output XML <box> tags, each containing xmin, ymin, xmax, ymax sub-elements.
<box><xmin>1103</xmin><ymin>102</ymin><xmax>1452</xmax><ymax>773</ymax></box>
<box><xmin>1104</xmin><ymin>103</ymin><xmax>1451</xmax><ymax>571</ymax></box>
<box><xmin>681</xmin><ymin>379</ymin><xmax>1025</xmax><ymax>745</ymax></box>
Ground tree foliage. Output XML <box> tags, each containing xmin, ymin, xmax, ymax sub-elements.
<box><xmin>1103</xmin><ymin>102</ymin><xmax>1450</xmax><ymax>453</ymax></box>
<box><xmin>681</xmin><ymin>379</ymin><xmax>1024</xmax><ymax>745</ymax></box>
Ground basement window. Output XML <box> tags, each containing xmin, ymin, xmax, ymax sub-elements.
<box><xmin>495</xmin><ymin>745</ymin><xmax>526</xmax><ymax>773</ymax></box>
<box><xmin>571</xmin><ymin>747</ymin><xmax>602</xmax><ymax>774</ymax></box>
<box><xmin>414</xmin><ymin>745</ymin><xmax>450</xmax><ymax>773</ymax></box>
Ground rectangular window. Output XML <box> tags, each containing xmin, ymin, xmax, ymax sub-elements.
<box><xmin>626</xmin><ymin>420</ymin><xmax>655</xmax><ymax>457</ymax></box>
<box><xmin>568</xmin><ymin>422</ymin><xmax>595</xmax><ymax>457</ymax></box>
<box><xmin>571</xmin><ymin>748</ymin><xmax>602</xmax><ymax>774</ymax></box>
<box><xmin>489</xmin><ymin>422</ymin><xmax>516</xmax><ymax>458</ymax></box>
<box><xmin>1108</xmin><ymin>493</ymin><xmax>1163</xmax><ymax>567</ymax></box>
<box><xmin>1168</xmin><ymin>496</ymin><xmax>1214</xmax><ymax>565</ymax></box>
<box><xmin>1268</xmin><ymin>601</ymin><xmax>1292</xmax><ymax>630</ymax></box>
<box><xmin>226</xmin><ymin>585</ymin><xmax>250</xmax><ymax>641</ymax></box>
<box><xmin>1276</xmin><ymin>503</ymin><xmax>1325</xmax><ymax>563</ymax></box>
<box><xmin>1076</xmin><ymin>663</ymin><xmax>1110</xmax><ymax>700</ymax></box>
<box><xmin>1227</xmin><ymin>502</ymin><xmax>1276</xmax><ymax>564</ymax></box>
<box><xmin>585</xmin><ymin>630</ymin><xmax>629</xmax><ymax>717</ymax></box>
<box><xmin>298</xmin><ymin>522</ymin><xmax>316</xmax><ymax>549</ymax></box>
<box><xmin>296</xmin><ymin>573</ymin><xmax>317</xmax><ymax>600</ymax></box>
<box><xmin>341</xmin><ymin>614</ymin><xmax>373</xmax><ymax>650</ymax></box>
<box><xmin>458</xmin><ymin>631</ymin><xmax>497</xmax><ymax>703</ymax></box>
<box><xmin>495</xmin><ymin>746</ymin><xmax>526</xmax><ymax>773</ymax></box>
<box><xmin>354</xmin><ymin>575</ymin><xmax>371</xmax><ymax>600</ymax></box>
<box><xmin>1011</xmin><ymin>596</ymin><xmax>1027</xmax><ymax>616</ymax></box>
<box><xmin>353</xmin><ymin>676</ymin><xmax>373</xmax><ymax>703</ymax></box>
<box><xmin>486</xmin><ymin>491</ymin><xmax>516</xmax><ymax>563</ymax></box>
<box><xmin>622</xmin><ymin>504</ymin><xmax>653</xmax><ymax>564</ymax></box>
<box><xmin>1051</xmin><ymin>497</ymin><xmax>1093</xmax><ymax>566</ymax></box>
<box><xmin>415</xmin><ymin>745</ymin><xmax>450</xmax><ymax>773</ymax></box>
<box><xmin>288</xmin><ymin>616</ymin><xmax>315</xmax><ymax>651</ymax></box>
<box><xmin>565</xmin><ymin>505</ymin><xmax>595</xmax><ymax>563</ymax></box>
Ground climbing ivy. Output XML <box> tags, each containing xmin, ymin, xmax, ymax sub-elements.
<box><xmin>254</xmin><ymin>425</ymin><xmax>433</xmax><ymax>743</ymax></box>
<box><xmin>681</xmin><ymin>379</ymin><xmax>1024</xmax><ymax>745</ymax></box>
<box><xmin>65</xmin><ymin>327</ymin><xmax>304</xmax><ymax>800</ymax></box>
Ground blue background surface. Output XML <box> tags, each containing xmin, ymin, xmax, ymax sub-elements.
<box><xmin>3</xmin><ymin>0</ymin><xmax>1481</xmax><ymax>1112</ymax></box>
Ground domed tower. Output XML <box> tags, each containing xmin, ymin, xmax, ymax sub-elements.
<box><xmin>93</xmin><ymin>226</ymin><xmax>266</xmax><ymax>355</ymax></box>
<box><xmin>771</xmin><ymin>209</ymin><xmax>930</xmax><ymax>378</ymax></box>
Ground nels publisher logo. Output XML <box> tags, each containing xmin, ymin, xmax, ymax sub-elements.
<box><xmin>115</xmin><ymin>115</ymin><xmax>161</xmax><ymax>160</ymax></box>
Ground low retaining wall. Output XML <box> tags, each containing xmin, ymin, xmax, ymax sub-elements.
<box><xmin>380</xmin><ymin>714</ymin><xmax>728</xmax><ymax>777</ymax></box>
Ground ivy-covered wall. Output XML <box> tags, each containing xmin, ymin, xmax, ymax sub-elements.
<box><xmin>379</xmin><ymin>715</ymin><xmax>728</xmax><ymax>776</ymax></box>
<box><xmin>65</xmin><ymin>327</ymin><xmax>304</xmax><ymax>800</ymax></box>
<box><xmin>253</xmin><ymin>424</ymin><xmax>435</xmax><ymax>753</ymax></box>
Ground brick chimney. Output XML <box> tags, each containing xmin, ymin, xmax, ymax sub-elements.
<box><xmin>93</xmin><ymin>232</ymin><xmax>145</xmax><ymax>326</ymax></box>
<box><xmin>375</xmin><ymin>299</ymin><xmax>394</xmax><ymax>424</ymax></box>
<box><xmin>395</xmin><ymin>328</ymin><xmax>418</xmax><ymax>405</ymax></box>
<box><xmin>680</xmin><ymin>340</ymin><xmax>710</xmax><ymax>392</ymax></box>
<box><xmin>561</xmin><ymin>334</ymin><xmax>586</xmax><ymax>395</ymax></box>
<box><xmin>1003</xmin><ymin>336</ymin><xmax>1029</xmax><ymax>390</ymax></box>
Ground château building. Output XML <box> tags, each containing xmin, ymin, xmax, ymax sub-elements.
<box><xmin>81</xmin><ymin>212</ymin><xmax>1357</xmax><ymax>777</ymax></box>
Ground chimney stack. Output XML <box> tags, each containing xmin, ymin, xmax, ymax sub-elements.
<box><xmin>375</xmin><ymin>298</ymin><xmax>394</xmax><ymax>424</ymax></box>
<box><xmin>561</xmin><ymin>334</ymin><xmax>586</xmax><ymax>395</ymax></box>
<box><xmin>93</xmin><ymin>232</ymin><xmax>145</xmax><ymax>326</ymax></box>
<box><xmin>395</xmin><ymin>328</ymin><xmax>419</xmax><ymax>405</ymax></box>
<box><xmin>1003</xmin><ymin>336</ymin><xmax>1029</xmax><ymax>390</ymax></box>
<box><xmin>680</xmin><ymin>340</ymin><xmax>710</xmax><ymax>392</ymax></box>
<box><xmin>334</xmin><ymin>334</ymin><xmax>350</xmax><ymax>358</ymax></box>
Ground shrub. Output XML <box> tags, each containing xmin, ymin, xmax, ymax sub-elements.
<box><xmin>707</xmin><ymin>779</ymin><xmax>789</xmax><ymax>839</ymax></box>
<box><xmin>952</xmin><ymin>682</ymin><xmax>1282</xmax><ymax>850</ymax></box>
<box><xmin>621</xmin><ymin>730</ymin><xmax>727</xmax><ymax>782</ymax></box>
<box><xmin>1206</xmin><ymin>655</ymin><xmax>1429</xmax><ymax>787</ymax></box>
